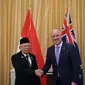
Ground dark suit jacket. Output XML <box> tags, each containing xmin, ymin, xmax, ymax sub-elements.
<box><xmin>42</xmin><ymin>42</ymin><xmax>79</xmax><ymax>85</ymax></box>
<box><xmin>11</xmin><ymin>51</ymin><xmax>40</xmax><ymax>85</ymax></box>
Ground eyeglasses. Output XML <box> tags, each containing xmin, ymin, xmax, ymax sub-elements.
<box><xmin>21</xmin><ymin>45</ymin><xmax>30</xmax><ymax>48</ymax></box>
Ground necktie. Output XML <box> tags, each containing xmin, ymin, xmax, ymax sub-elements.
<box><xmin>25</xmin><ymin>55</ymin><xmax>28</xmax><ymax>60</ymax></box>
<box><xmin>56</xmin><ymin>46</ymin><xmax>60</xmax><ymax>65</ymax></box>
<box><xmin>25</xmin><ymin>55</ymin><xmax>31</xmax><ymax>67</ymax></box>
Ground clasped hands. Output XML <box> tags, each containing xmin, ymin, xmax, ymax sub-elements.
<box><xmin>35</xmin><ymin>69</ymin><xmax>43</xmax><ymax>77</ymax></box>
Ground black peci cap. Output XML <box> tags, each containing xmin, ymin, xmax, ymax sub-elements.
<box><xmin>20</xmin><ymin>37</ymin><xmax>30</xmax><ymax>44</ymax></box>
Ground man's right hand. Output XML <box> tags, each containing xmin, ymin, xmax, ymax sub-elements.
<box><xmin>35</xmin><ymin>69</ymin><xmax>44</xmax><ymax>77</ymax></box>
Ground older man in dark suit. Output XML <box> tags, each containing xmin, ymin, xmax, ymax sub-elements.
<box><xmin>11</xmin><ymin>37</ymin><xmax>40</xmax><ymax>85</ymax></box>
<box><xmin>36</xmin><ymin>29</ymin><xmax>79</xmax><ymax>85</ymax></box>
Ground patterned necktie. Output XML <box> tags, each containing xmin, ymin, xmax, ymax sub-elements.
<box><xmin>25</xmin><ymin>55</ymin><xmax>31</xmax><ymax>67</ymax></box>
<box><xmin>25</xmin><ymin>56</ymin><xmax>28</xmax><ymax>60</ymax></box>
<box><xmin>56</xmin><ymin>46</ymin><xmax>60</xmax><ymax>65</ymax></box>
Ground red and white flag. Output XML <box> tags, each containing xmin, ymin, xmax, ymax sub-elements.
<box><xmin>21</xmin><ymin>9</ymin><xmax>47</xmax><ymax>85</ymax></box>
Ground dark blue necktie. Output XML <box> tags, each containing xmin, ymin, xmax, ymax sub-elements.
<box><xmin>25</xmin><ymin>56</ymin><xmax>31</xmax><ymax>67</ymax></box>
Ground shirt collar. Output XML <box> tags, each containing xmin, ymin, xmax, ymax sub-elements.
<box><xmin>21</xmin><ymin>52</ymin><xmax>29</xmax><ymax>57</ymax></box>
<box><xmin>55</xmin><ymin>41</ymin><xmax>63</xmax><ymax>48</ymax></box>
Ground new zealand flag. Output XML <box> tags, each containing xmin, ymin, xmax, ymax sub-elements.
<box><xmin>61</xmin><ymin>8</ymin><xmax>83</xmax><ymax>85</ymax></box>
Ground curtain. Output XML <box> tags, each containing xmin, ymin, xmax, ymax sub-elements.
<box><xmin>0</xmin><ymin>0</ymin><xmax>85</xmax><ymax>85</ymax></box>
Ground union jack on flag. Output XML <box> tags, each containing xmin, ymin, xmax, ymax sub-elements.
<box><xmin>61</xmin><ymin>8</ymin><xmax>83</xmax><ymax>85</ymax></box>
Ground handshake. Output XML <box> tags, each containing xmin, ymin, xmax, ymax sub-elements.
<box><xmin>35</xmin><ymin>69</ymin><xmax>44</xmax><ymax>77</ymax></box>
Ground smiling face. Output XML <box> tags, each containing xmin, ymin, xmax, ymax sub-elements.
<box><xmin>51</xmin><ymin>29</ymin><xmax>62</xmax><ymax>45</ymax></box>
<box><xmin>19</xmin><ymin>43</ymin><xmax>30</xmax><ymax>54</ymax></box>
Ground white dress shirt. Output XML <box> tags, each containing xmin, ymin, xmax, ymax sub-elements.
<box><xmin>22</xmin><ymin>52</ymin><xmax>32</xmax><ymax>66</ymax></box>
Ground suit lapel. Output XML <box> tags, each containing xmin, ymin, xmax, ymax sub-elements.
<box><xmin>59</xmin><ymin>43</ymin><xmax>66</xmax><ymax>65</ymax></box>
<box><xmin>19</xmin><ymin>52</ymin><xmax>28</xmax><ymax>64</ymax></box>
<box><xmin>51</xmin><ymin>45</ymin><xmax>57</xmax><ymax>64</ymax></box>
<box><xmin>29</xmin><ymin>53</ymin><xmax>33</xmax><ymax>61</ymax></box>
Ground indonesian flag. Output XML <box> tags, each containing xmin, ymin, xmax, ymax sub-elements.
<box><xmin>21</xmin><ymin>9</ymin><xmax>47</xmax><ymax>85</ymax></box>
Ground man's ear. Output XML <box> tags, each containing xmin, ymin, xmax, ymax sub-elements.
<box><xmin>19</xmin><ymin>45</ymin><xmax>21</xmax><ymax>49</ymax></box>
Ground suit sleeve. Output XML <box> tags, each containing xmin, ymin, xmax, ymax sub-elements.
<box><xmin>42</xmin><ymin>48</ymin><xmax>51</xmax><ymax>75</ymax></box>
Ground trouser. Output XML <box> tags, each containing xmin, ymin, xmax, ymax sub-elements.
<box><xmin>56</xmin><ymin>77</ymin><xmax>61</xmax><ymax>85</ymax></box>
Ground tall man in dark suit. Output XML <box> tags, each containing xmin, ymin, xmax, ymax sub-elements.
<box><xmin>11</xmin><ymin>37</ymin><xmax>40</xmax><ymax>85</ymax></box>
<box><xmin>36</xmin><ymin>29</ymin><xmax>79</xmax><ymax>85</ymax></box>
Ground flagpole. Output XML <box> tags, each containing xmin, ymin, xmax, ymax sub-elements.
<box><xmin>68</xmin><ymin>0</ymin><xmax>70</xmax><ymax>12</ymax></box>
<box><xmin>67</xmin><ymin>0</ymin><xmax>70</xmax><ymax>26</ymax></box>
<box><xmin>29</xmin><ymin>0</ymin><xmax>31</xmax><ymax>10</ymax></box>
<box><xmin>29</xmin><ymin>0</ymin><xmax>31</xmax><ymax>30</ymax></box>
